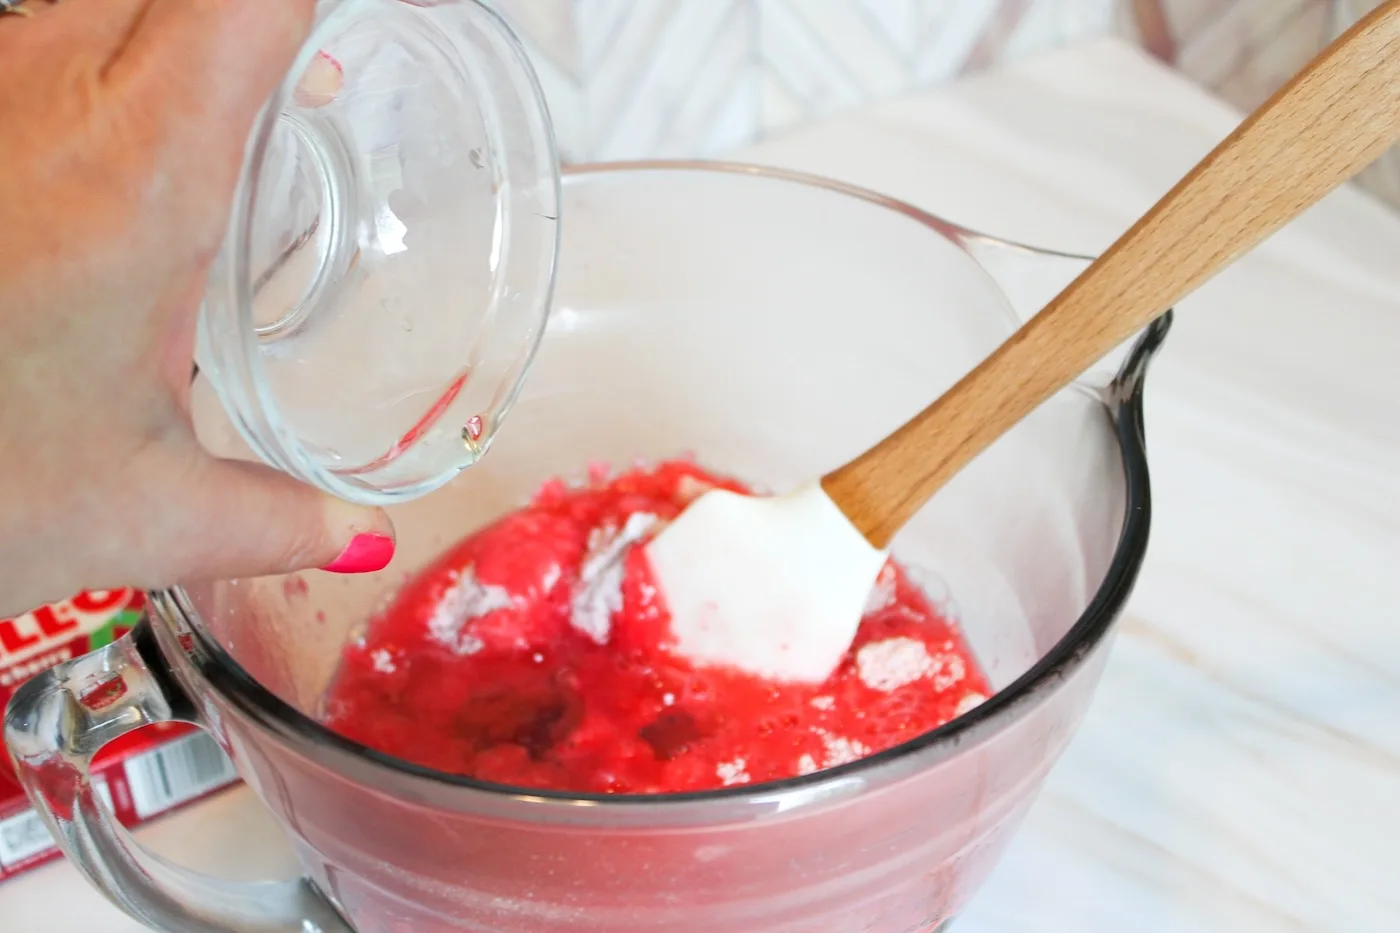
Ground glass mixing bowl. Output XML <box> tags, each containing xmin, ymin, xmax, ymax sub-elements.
<box><xmin>6</xmin><ymin>164</ymin><xmax>1169</xmax><ymax>933</ymax></box>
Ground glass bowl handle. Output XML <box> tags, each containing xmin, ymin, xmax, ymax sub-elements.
<box><xmin>3</xmin><ymin>621</ymin><xmax>352</xmax><ymax>933</ymax></box>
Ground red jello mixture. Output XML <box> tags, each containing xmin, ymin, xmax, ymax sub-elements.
<box><xmin>323</xmin><ymin>460</ymin><xmax>991</xmax><ymax>794</ymax></box>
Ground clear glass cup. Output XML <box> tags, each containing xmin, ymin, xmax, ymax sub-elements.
<box><xmin>5</xmin><ymin>164</ymin><xmax>1169</xmax><ymax>933</ymax></box>
<box><xmin>198</xmin><ymin>0</ymin><xmax>560</xmax><ymax>504</ymax></box>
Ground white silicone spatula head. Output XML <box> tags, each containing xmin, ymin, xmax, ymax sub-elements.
<box><xmin>646</xmin><ymin>0</ymin><xmax>1400</xmax><ymax>684</ymax></box>
<box><xmin>645</xmin><ymin>484</ymin><xmax>887</xmax><ymax>683</ymax></box>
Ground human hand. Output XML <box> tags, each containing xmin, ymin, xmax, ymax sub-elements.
<box><xmin>0</xmin><ymin>0</ymin><xmax>393</xmax><ymax>618</ymax></box>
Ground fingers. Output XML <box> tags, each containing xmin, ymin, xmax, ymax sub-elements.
<box><xmin>25</xmin><ymin>0</ymin><xmax>147</xmax><ymax>44</ymax></box>
<box><xmin>82</xmin><ymin>0</ymin><xmax>328</xmax><ymax>260</ymax></box>
<box><xmin>106</xmin><ymin>0</ymin><xmax>317</xmax><ymax>127</ymax></box>
<box><xmin>140</xmin><ymin>443</ymin><xmax>397</xmax><ymax>586</ymax></box>
<box><xmin>56</xmin><ymin>0</ymin><xmax>336</xmax><ymax>114</ymax></box>
<box><xmin>294</xmin><ymin>51</ymin><xmax>344</xmax><ymax>108</ymax></box>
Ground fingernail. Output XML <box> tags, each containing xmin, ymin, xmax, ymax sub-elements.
<box><xmin>294</xmin><ymin>51</ymin><xmax>345</xmax><ymax>108</ymax></box>
<box><xmin>322</xmin><ymin>533</ymin><xmax>395</xmax><ymax>574</ymax></box>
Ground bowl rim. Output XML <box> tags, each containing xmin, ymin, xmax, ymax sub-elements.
<box><xmin>150</xmin><ymin>160</ymin><xmax>1168</xmax><ymax>816</ymax></box>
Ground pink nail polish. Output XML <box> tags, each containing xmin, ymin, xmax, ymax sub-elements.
<box><xmin>322</xmin><ymin>534</ymin><xmax>395</xmax><ymax>574</ymax></box>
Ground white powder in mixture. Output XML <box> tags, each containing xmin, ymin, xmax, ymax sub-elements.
<box><xmin>817</xmin><ymin>730</ymin><xmax>869</xmax><ymax>768</ymax></box>
<box><xmin>570</xmin><ymin>512</ymin><xmax>659</xmax><ymax>645</ymax></box>
<box><xmin>716</xmin><ymin>758</ymin><xmax>750</xmax><ymax>786</ymax></box>
<box><xmin>955</xmin><ymin>692</ymin><xmax>987</xmax><ymax>716</ymax></box>
<box><xmin>370</xmin><ymin>649</ymin><xmax>397</xmax><ymax>674</ymax></box>
<box><xmin>809</xmin><ymin>695</ymin><xmax>835</xmax><ymax>711</ymax></box>
<box><xmin>856</xmin><ymin>637</ymin><xmax>937</xmax><ymax>692</ymax></box>
<box><xmin>427</xmin><ymin>566</ymin><xmax>514</xmax><ymax>655</ymax></box>
<box><xmin>932</xmin><ymin>654</ymin><xmax>966</xmax><ymax>692</ymax></box>
<box><xmin>796</xmin><ymin>754</ymin><xmax>819</xmax><ymax>776</ymax></box>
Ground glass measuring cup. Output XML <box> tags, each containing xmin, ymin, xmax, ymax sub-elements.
<box><xmin>6</xmin><ymin>164</ymin><xmax>1169</xmax><ymax>932</ymax></box>
<box><xmin>196</xmin><ymin>0</ymin><xmax>560</xmax><ymax>504</ymax></box>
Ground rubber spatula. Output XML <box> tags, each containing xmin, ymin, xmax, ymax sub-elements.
<box><xmin>645</xmin><ymin>0</ymin><xmax>1400</xmax><ymax>684</ymax></box>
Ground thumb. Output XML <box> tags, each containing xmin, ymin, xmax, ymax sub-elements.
<box><xmin>147</xmin><ymin>447</ymin><xmax>396</xmax><ymax>584</ymax></box>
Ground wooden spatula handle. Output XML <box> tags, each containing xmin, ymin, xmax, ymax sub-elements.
<box><xmin>824</xmin><ymin>0</ymin><xmax>1400</xmax><ymax>550</ymax></box>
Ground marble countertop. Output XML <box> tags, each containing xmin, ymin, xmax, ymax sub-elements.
<box><xmin>4</xmin><ymin>37</ymin><xmax>1399</xmax><ymax>933</ymax></box>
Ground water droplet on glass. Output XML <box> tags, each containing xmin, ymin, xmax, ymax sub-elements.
<box><xmin>462</xmin><ymin>415</ymin><xmax>486</xmax><ymax>458</ymax></box>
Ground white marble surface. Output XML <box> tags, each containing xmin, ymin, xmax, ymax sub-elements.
<box><xmin>3</xmin><ymin>37</ymin><xmax>1399</xmax><ymax>933</ymax></box>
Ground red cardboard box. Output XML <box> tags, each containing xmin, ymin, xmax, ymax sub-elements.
<box><xmin>0</xmin><ymin>591</ymin><xmax>241</xmax><ymax>883</ymax></box>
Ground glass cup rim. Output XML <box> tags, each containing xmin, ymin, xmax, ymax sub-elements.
<box><xmin>151</xmin><ymin>160</ymin><xmax>1167</xmax><ymax>815</ymax></box>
